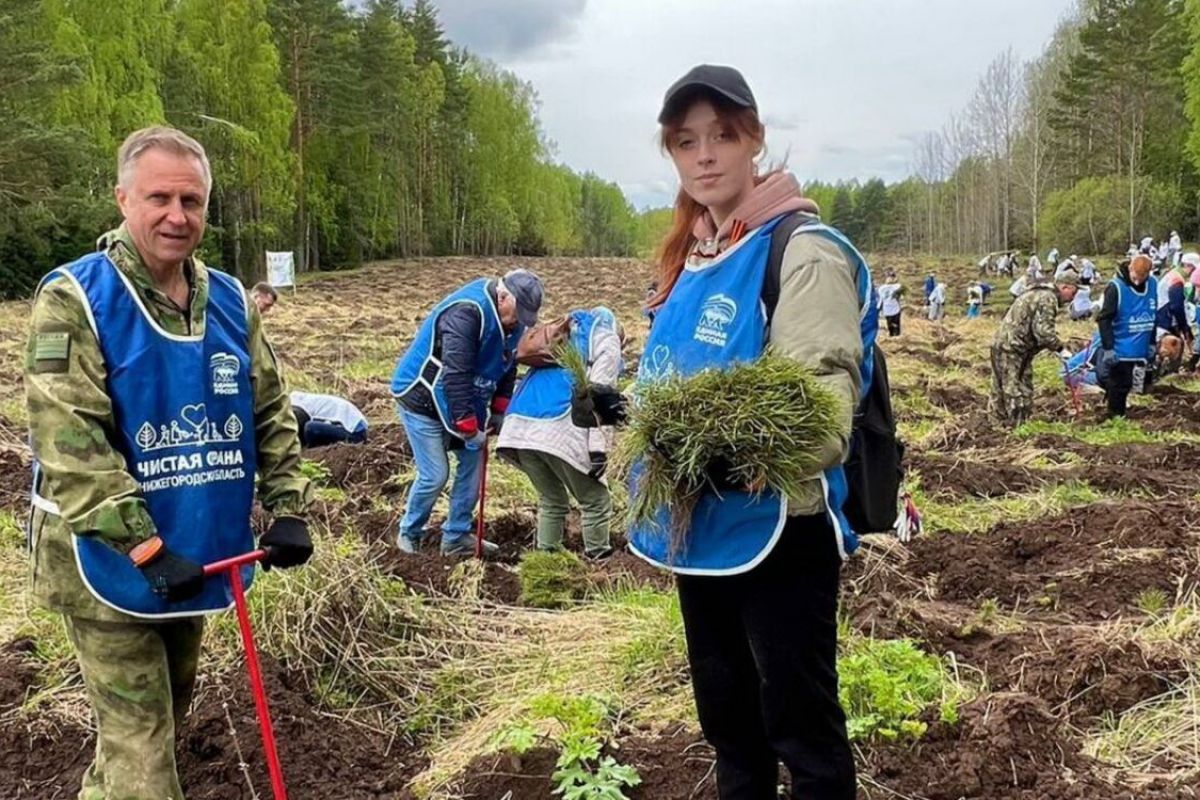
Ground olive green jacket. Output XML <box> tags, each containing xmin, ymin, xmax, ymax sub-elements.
<box><xmin>24</xmin><ymin>226</ymin><xmax>311</xmax><ymax>621</ymax></box>
<box><xmin>688</xmin><ymin>222</ymin><xmax>864</xmax><ymax>518</ymax></box>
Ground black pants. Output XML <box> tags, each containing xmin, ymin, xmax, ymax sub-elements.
<box><xmin>885</xmin><ymin>313</ymin><xmax>900</xmax><ymax>336</ymax></box>
<box><xmin>1104</xmin><ymin>361</ymin><xmax>1136</xmax><ymax>417</ymax></box>
<box><xmin>676</xmin><ymin>514</ymin><xmax>855</xmax><ymax>800</ymax></box>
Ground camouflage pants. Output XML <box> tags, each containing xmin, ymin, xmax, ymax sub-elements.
<box><xmin>65</xmin><ymin>615</ymin><xmax>205</xmax><ymax>800</ymax></box>
<box><xmin>989</xmin><ymin>345</ymin><xmax>1035</xmax><ymax>424</ymax></box>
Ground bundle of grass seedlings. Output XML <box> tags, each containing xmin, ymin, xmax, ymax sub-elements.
<box><xmin>617</xmin><ymin>352</ymin><xmax>841</xmax><ymax>543</ymax></box>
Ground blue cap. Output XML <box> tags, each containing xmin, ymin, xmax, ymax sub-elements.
<box><xmin>503</xmin><ymin>269</ymin><xmax>544</xmax><ymax>327</ymax></box>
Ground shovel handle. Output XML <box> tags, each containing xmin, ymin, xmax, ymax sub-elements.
<box><xmin>203</xmin><ymin>548</ymin><xmax>272</xmax><ymax>577</ymax></box>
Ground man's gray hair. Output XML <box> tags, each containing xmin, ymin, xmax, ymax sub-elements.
<box><xmin>117</xmin><ymin>126</ymin><xmax>212</xmax><ymax>195</ymax></box>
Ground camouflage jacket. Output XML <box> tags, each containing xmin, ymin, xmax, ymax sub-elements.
<box><xmin>24</xmin><ymin>225</ymin><xmax>311</xmax><ymax>621</ymax></box>
<box><xmin>992</xmin><ymin>284</ymin><xmax>1063</xmax><ymax>355</ymax></box>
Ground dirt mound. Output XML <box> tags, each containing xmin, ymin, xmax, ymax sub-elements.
<box><xmin>911</xmin><ymin>502</ymin><xmax>1199</xmax><ymax>620</ymax></box>
<box><xmin>454</xmin><ymin>747</ymin><xmax>559</xmax><ymax>798</ymax></box>
<box><xmin>864</xmin><ymin>692</ymin><xmax>1183</xmax><ymax>799</ymax></box>
<box><xmin>909</xmin><ymin>452</ymin><xmax>1048</xmax><ymax>497</ymax></box>
<box><xmin>0</xmin><ymin>639</ymin><xmax>38</xmax><ymax>713</ymax></box>
<box><xmin>453</xmin><ymin>727</ymin><xmax>718</xmax><ymax>800</ymax></box>
<box><xmin>0</xmin><ymin>446</ymin><xmax>29</xmax><ymax>513</ymax></box>
<box><xmin>307</xmin><ymin>423</ymin><xmax>410</xmax><ymax>494</ymax></box>
<box><xmin>179</xmin><ymin>660</ymin><xmax>417</xmax><ymax>799</ymax></box>
<box><xmin>925</xmin><ymin>382</ymin><xmax>983</xmax><ymax>415</ymax></box>
<box><xmin>0</xmin><ymin>654</ymin><xmax>421</xmax><ymax>800</ymax></box>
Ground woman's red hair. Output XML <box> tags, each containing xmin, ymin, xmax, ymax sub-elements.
<box><xmin>647</xmin><ymin>94</ymin><xmax>765</xmax><ymax>309</ymax></box>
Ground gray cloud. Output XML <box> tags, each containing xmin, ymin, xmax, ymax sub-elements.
<box><xmin>433</xmin><ymin>0</ymin><xmax>588</xmax><ymax>60</ymax></box>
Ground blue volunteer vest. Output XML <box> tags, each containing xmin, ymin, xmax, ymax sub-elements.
<box><xmin>508</xmin><ymin>308</ymin><xmax>620</xmax><ymax>420</ymax></box>
<box><xmin>36</xmin><ymin>252</ymin><xmax>258</xmax><ymax>618</ymax></box>
<box><xmin>391</xmin><ymin>279</ymin><xmax>521</xmax><ymax>436</ymax></box>
<box><xmin>628</xmin><ymin>215</ymin><xmax>875</xmax><ymax>575</ymax></box>
<box><xmin>1114</xmin><ymin>276</ymin><xmax>1157</xmax><ymax>362</ymax></box>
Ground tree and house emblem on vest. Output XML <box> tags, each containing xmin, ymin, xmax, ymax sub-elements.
<box><xmin>694</xmin><ymin>294</ymin><xmax>738</xmax><ymax>346</ymax></box>
<box><xmin>211</xmin><ymin>352</ymin><xmax>241</xmax><ymax>395</ymax></box>
<box><xmin>135</xmin><ymin>404</ymin><xmax>244</xmax><ymax>453</ymax></box>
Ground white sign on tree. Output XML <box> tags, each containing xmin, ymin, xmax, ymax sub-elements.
<box><xmin>266</xmin><ymin>251</ymin><xmax>295</xmax><ymax>288</ymax></box>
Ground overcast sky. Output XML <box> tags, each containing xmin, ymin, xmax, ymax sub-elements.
<box><xmin>432</xmin><ymin>0</ymin><xmax>1077</xmax><ymax>209</ymax></box>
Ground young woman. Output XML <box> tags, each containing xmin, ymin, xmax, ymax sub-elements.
<box><xmin>628</xmin><ymin>64</ymin><xmax>871</xmax><ymax>799</ymax></box>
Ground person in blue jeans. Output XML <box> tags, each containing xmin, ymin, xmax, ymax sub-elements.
<box><xmin>391</xmin><ymin>269</ymin><xmax>544</xmax><ymax>556</ymax></box>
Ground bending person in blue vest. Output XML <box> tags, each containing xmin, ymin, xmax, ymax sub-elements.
<box><xmin>1096</xmin><ymin>254</ymin><xmax>1158</xmax><ymax>418</ymax></box>
<box><xmin>631</xmin><ymin>65</ymin><xmax>864</xmax><ymax>799</ymax></box>
<box><xmin>391</xmin><ymin>269</ymin><xmax>543</xmax><ymax>556</ymax></box>
<box><xmin>496</xmin><ymin>308</ymin><xmax>623</xmax><ymax>559</ymax></box>
<box><xmin>23</xmin><ymin>127</ymin><xmax>313</xmax><ymax>800</ymax></box>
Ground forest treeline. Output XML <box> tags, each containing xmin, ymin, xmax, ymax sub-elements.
<box><xmin>793</xmin><ymin>0</ymin><xmax>1200</xmax><ymax>259</ymax></box>
<box><xmin>0</xmin><ymin>0</ymin><xmax>644</xmax><ymax>298</ymax></box>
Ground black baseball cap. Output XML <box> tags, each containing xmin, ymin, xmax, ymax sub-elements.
<box><xmin>658</xmin><ymin>64</ymin><xmax>757</xmax><ymax>124</ymax></box>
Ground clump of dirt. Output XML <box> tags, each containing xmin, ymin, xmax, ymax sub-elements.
<box><xmin>911</xmin><ymin>502</ymin><xmax>1199</xmax><ymax>620</ymax></box>
<box><xmin>864</xmin><ymin>692</ymin><xmax>1183</xmax><ymax>799</ymax></box>
<box><xmin>908</xmin><ymin>452</ymin><xmax>1048</xmax><ymax>498</ymax></box>
<box><xmin>0</xmin><ymin>653</ymin><xmax>422</xmax><ymax>800</ymax></box>
<box><xmin>0</xmin><ymin>446</ymin><xmax>29</xmax><ymax>512</ymax></box>
<box><xmin>0</xmin><ymin>639</ymin><xmax>38</xmax><ymax>713</ymax></box>
<box><xmin>924</xmin><ymin>382</ymin><xmax>983</xmax><ymax>415</ymax></box>
<box><xmin>452</xmin><ymin>727</ymin><xmax>719</xmax><ymax>800</ymax></box>
<box><xmin>306</xmin><ymin>423</ymin><xmax>411</xmax><ymax>494</ymax></box>
<box><xmin>179</xmin><ymin>660</ymin><xmax>418</xmax><ymax>799</ymax></box>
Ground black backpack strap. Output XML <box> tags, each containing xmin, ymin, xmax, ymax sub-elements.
<box><xmin>763</xmin><ymin>212</ymin><xmax>815</xmax><ymax>327</ymax></box>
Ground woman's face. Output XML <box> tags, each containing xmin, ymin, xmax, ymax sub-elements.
<box><xmin>667</xmin><ymin>99</ymin><xmax>759</xmax><ymax>221</ymax></box>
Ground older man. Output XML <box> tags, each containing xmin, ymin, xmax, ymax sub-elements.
<box><xmin>989</xmin><ymin>269</ymin><xmax>1080</xmax><ymax>424</ymax></box>
<box><xmin>24</xmin><ymin>127</ymin><xmax>312</xmax><ymax>799</ymax></box>
<box><xmin>391</xmin><ymin>269</ymin><xmax>543</xmax><ymax>556</ymax></box>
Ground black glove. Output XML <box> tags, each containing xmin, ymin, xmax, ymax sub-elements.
<box><xmin>138</xmin><ymin>548</ymin><xmax>205</xmax><ymax>603</ymax></box>
<box><xmin>260</xmin><ymin>516</ymin><xmax>313</xmax><ymax>571</ymax></box>
<box><xmin>1095</xmin><ymin>348</ymin><xmax>1118</xmax><ymax>386</ymax></box>
<box><xmin>589</xmin><ymin>384</ymin><xmax>628</xmax><ymax>426</ymax></box>
<box><xmin>588</xmin><ymin>452</ymin><xmax>607</xmax><ymax>479</ymax></box>
<box><xmin>570</xmin><ymin>387</ymin><xmax>597</xmax><ymax>428</ymax></box>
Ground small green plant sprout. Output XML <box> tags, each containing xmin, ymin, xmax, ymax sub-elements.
<box><xmin>957</xmin><ymin>597</ymin><xmax>1001</xmax><ymax>638</ymax></box>
<box><xmin>492</xmin><ymin>721</ymin><xmax>539</xmax><ymax>755</ymax></box>
<box><xmin>519</xmin><ymin>550</ymin><xmax>589</xmax><ymax>609</ymax></box>
<box><xmin>1135</xmin><ymin>588</ymin><xmax>1169</xmax><ymax>617</ymax></box>
<box><xmin>299</xmin><ymin>458</ymin><xmax>332</xmax><ymax>485</ymax></box>
<box><xmin>553</xmin><ymin>754</ymin><xmax>642</xmax><ymax>800</ymax></box>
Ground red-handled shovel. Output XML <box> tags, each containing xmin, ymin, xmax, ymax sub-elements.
<box><xmin>202</xmin><ymin>549</ymin><xmax>289</xmax><ymax>800</ymax></box>
<box><xmin>475</xmin><ymin>444</ymin><xmax>490</xmax><ymax>559</ymax></box>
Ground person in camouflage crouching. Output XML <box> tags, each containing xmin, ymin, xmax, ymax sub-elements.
<box><xmin>989</xmin><ymin>268</ymin><xmax>1080</xmax><ymax>424</ymax></box>
<box><xmin>23</xmin><ymin>127</ymin><xmax>314</xmax><ymax>800</ymax></box>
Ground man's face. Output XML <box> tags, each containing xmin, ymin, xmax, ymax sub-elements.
<box><xmin>1059</xmin><ymin>285</ymin><xmax>1079</xmax><ymax>304</ymax></box>
<box><xmin>253</xmin><ymin>292</ymin><xmax>275</xmax><ymax>315</ymax></box>
<box><xmin>498</xmin><ymin>291</ymin><xmax>519</xmax><ymax>330</ymax></box>
<box><xmin>115</xmin><ymin>148</ymin><xmax>207</xmax><ymax>274</ymax></box>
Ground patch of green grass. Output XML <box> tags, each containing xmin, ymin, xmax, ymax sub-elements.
<box><xmin>342</xmin><ymin>353</ymin><xmax>394</xmax><ymax>380</ymax></box>
<box><xmin>299</xmin><ymin>458</ymin><xmax>333</xmax><ymax>484</ymax></box>
<box><xmin>1084</xmin><ymin>673</ymin><xmax>1200</xmax><ymax>776</ymax></box>
<box><xmin>896</xmin><ymin>418</ymin><xmax>942</xmax><ymax>445</ymax></box>
<box><xmin>315</xmin><ymin>485</ymin><xmax>348</xmax><ymax>504</ymax></box>
<box><xmin>485</xmin><ymin>458</ymin><xmax>540</xmax><ymax>510</ymax></box>
<box><xmin>604</xmin><ymin>588</ymin><xmax>685</xmax><ymax>686</ymax></box>
<box><xmin>1015</xmin><ymin>417</ymin><xmax>1200</xmax><ymax>446</ymax></box>
<box><xmin>0</xmin><ymin>510</ymin><xmax>23</xmax><ymax>550</ymax></box>
<box><xmin>519</xmin><ymin>550</ymin><xmax>588</xmax><ymax>609</ymax></box>
<box><xmin>909</xmin><ymin>480</ymin><xmax>1102</xmax><ymax>535</ymax></box>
